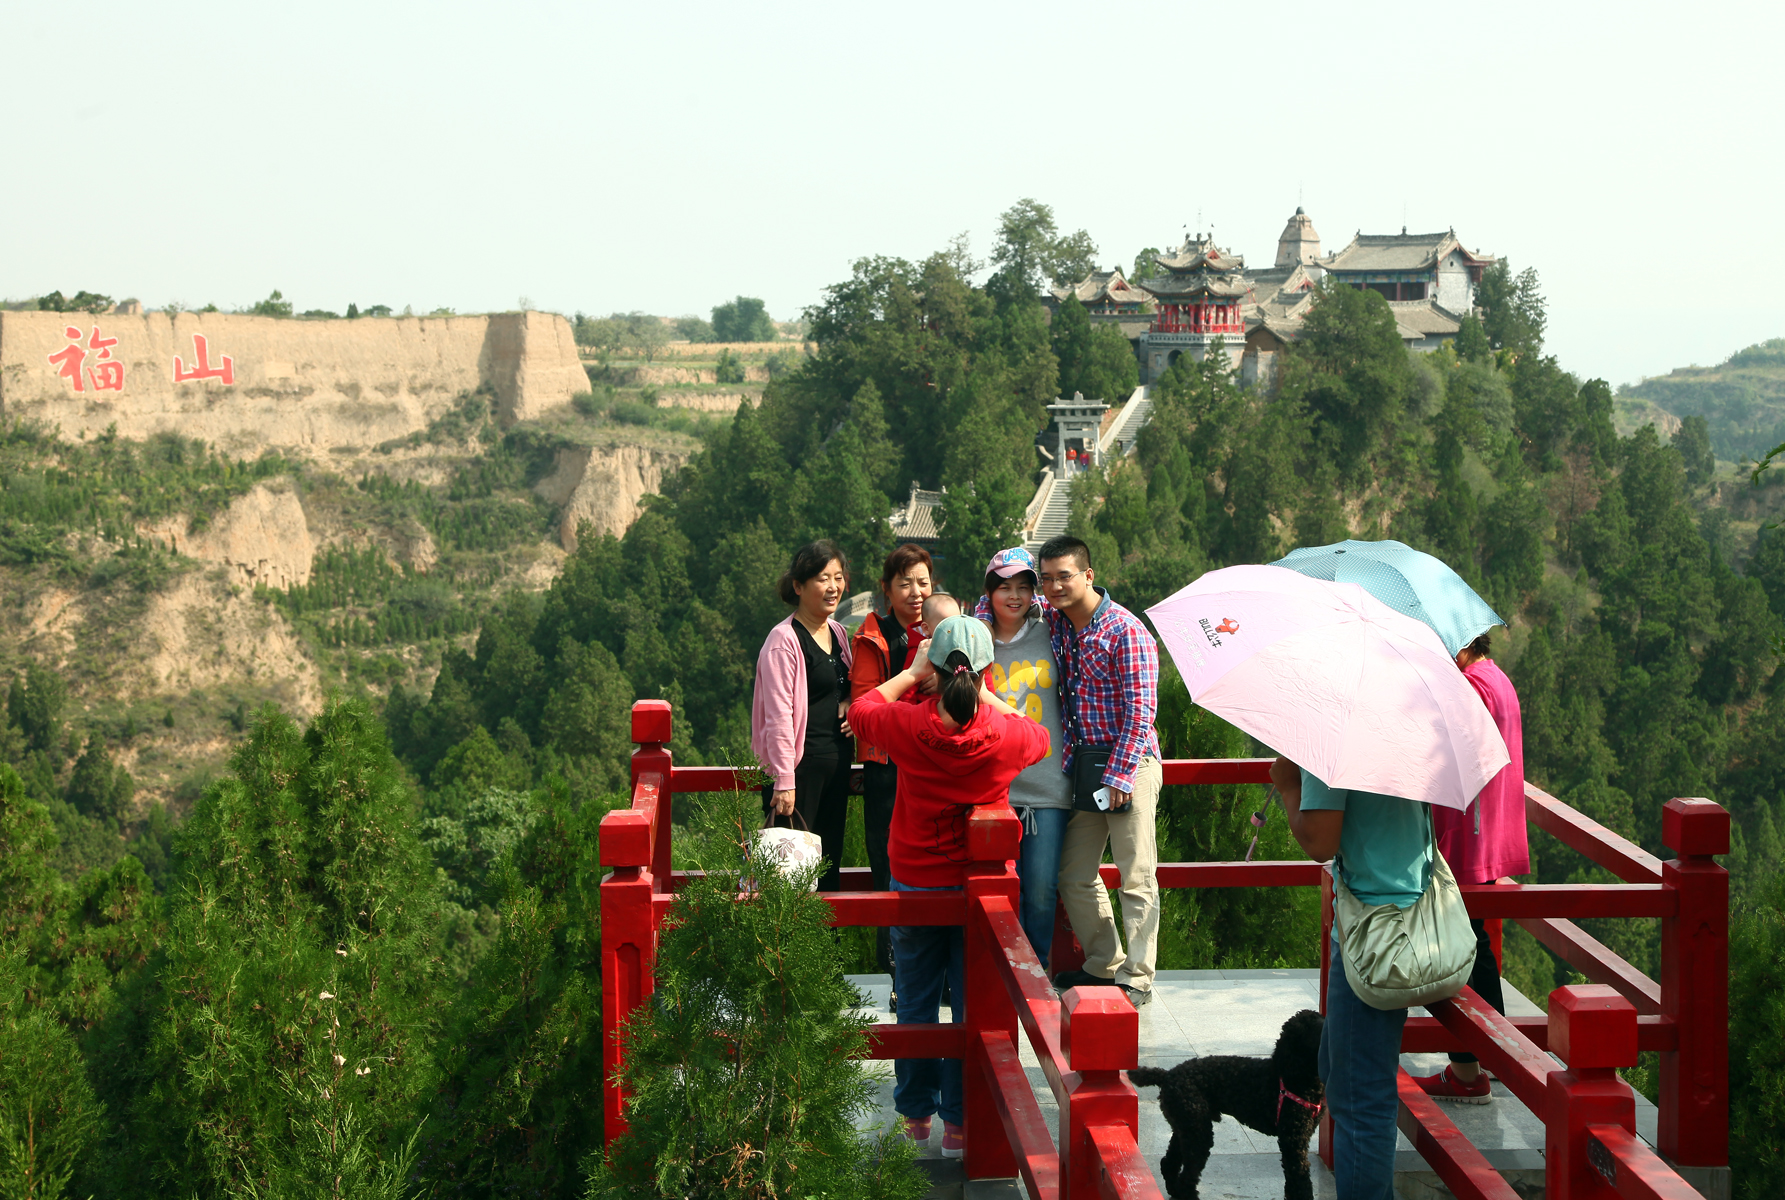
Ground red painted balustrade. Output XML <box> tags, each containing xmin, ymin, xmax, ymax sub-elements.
<box><xmin>600</xmin><ymin>700</ymin><xmax>1727</xmax><ymax>1200</ymax></box>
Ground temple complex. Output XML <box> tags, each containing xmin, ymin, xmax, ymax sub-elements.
<box><xmin>1046</xmin><ymin>207</ymin><xmax>1498</xmax><ymax>388</ymax></box>
<box><xmin>1136</xmin><ymin>234</ymin><xmax>1251</xmax><ymax>378</ymax></box>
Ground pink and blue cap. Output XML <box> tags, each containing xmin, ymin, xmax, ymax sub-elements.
<box><xmin>985</xmin><ymin>547</ymin><xmax>1038</xmax><ymax>580</ymax></box>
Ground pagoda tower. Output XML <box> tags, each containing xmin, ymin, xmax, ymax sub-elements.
<box><xmin>1137</xmin><ymin>233</ymin><xmax>1248</xmax><ymax>381</ymax></box>
<box><xmin>1275</xmin><ymin>207</ymin><xmax>1322</xmax><ymax>266</ymax></box>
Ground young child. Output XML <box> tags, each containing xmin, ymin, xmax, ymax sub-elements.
<box><xmin>909</xmin><ymin>594</ymin><xmax>963</xmax><ymax>696</ymax></box>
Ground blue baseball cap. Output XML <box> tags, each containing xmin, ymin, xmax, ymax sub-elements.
<box><xmin>985</xmin><ymin>546</ymin><xmax>1038</xmax><ymax>580</ymax></box>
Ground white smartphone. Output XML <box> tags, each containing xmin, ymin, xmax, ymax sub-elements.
<box><xmin>1093</xmin><ymin>786</ymin><xmax>1111</xmax><ymax>811</ymax></box>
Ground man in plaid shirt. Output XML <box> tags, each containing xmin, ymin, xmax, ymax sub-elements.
<box><xmin>1035</xmin><ymin>535</ymin><xmax>1163</xmax><ymax>1007</ymax></box>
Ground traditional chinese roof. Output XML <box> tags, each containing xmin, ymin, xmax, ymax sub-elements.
<box><xmin>1236</xmin><ymin>263</ymin><xmax>1319</xmax><ymax>327</ymax></box>
<box><xmin>1319</xmin><ymin>230</ymin><xmax>1495</xmax><ymax>274</ymax></box>
<box><xmin>1153</xmin><ymin>234</ymin><xmax>1246</xmax><ymax>275</ymax></box>
<box><xmin>1389</xmin><ymin>301</ymin><xmax>1465</xmax><ymax>339</ymax></box>
<box><xmin>1145</xmin><ymin>274</ymin><xmax>1249</xmax><ymax>300</ymax></box>
<box><xmin>1050</xmin><ymin>269</ymin><xmax>1152</xmax><ymax>307</ymax></box>
<box><xmin>889</xmin><ymin>483</ymin><xmax>946</xmax><ymax>542</ymax></box>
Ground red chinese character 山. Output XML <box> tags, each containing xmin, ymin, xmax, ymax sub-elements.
<box><xmin>48</xmin><ymin>325</ymin><xmax>125</xmax><ymax>393</ymax></box>
<box><xmin>173</xmin><ymin>334</ymin><xmax>234</xmax><ymax>385</ymax></box>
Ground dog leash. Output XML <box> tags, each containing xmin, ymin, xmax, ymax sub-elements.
<box><xmin>1276</xmin><ymin>1078</ymin><xmax>1323</xmax><ymax>1124</ymax></box>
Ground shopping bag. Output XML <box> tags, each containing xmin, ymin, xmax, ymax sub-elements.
<box><xmin>746</xmin><ymin>808</ymin><xmax>823</xmax><ymax>891</ymax></box>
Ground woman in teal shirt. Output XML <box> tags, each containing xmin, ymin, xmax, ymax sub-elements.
<box><xmin>1268</xmin><ymin>756</ymin><xmax>1432</xmax><ymax>1200</ymax></box>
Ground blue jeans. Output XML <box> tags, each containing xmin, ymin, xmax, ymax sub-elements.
<box><xmin>1319</xmin><ymin>936</ymin><xmax>1407</xmax><ymax>1200</ymax></box>
<box><xmin>890</xmin><ymin>876</ymin><xmax>967</xmax><ymax>1125</ymax></box>
<box><xmin>1013</xmin><ymin>806</ymin><xmax>1071</xmax><ymax>966</ymax></box>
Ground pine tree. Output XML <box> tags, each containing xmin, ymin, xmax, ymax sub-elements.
<box><xmin>1051</xmin><ymin>292</ymin><xmax>1093</xmax><ymax>397</ymax></box>
<box><xmin>103</xmin><ymin>700</ymin><xmax>444</xmax><ymax>1198</ymax></box>
<box><xmin>584</xmin><ymin>791</ymin><xmax>923</xmax><ymax>1200</ymax></box>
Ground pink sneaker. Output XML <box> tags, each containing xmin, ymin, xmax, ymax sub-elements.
<box><xmin>941</xmin><ymin>1121</ymin><xmax>966</xmax><ymax>1159</ymax></box>
<box><xmin>1414</xmin><ymin>1065</ymin><xmax>1492</xmax><ymax>1104</ymax></box>
<box><xmin>902</xmin><ymin>1115</ymin><xmax>931</xmax><ymax>1144</ymax></box>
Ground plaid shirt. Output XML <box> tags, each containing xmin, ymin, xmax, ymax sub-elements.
<box><xmin>1048</xmin><ymin>589</ymin><xmax>1160</xmax><ymax>793</ymax></box>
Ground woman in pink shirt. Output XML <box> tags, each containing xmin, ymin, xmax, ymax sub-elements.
<box><xmin>1415</xmin><ymin>632</ymin><xmax>1530</xmax><ymax>1103</ymax></box>
<box><xmin>750</xmin><ymin>540</ymin><xmax>854</xmax><ymax>892</ymax></box>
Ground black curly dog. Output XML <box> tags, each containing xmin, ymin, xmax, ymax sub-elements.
<box><xmin>1128</xmin><ymin>1009</ymin><xmax>1325</xmax><ymax>1200</ymax></box>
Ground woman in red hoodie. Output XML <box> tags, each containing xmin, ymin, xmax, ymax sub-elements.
<box><xmin>849</xmin><ymin>615</ymin><xmax>1049</xmax><ymax>1161</ymax></box>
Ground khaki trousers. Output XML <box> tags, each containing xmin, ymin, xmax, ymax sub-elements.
<box><xmin>1055</xmin><ymin>756</ymin><xmax>1163</xmax><ymax>992</ymax></box>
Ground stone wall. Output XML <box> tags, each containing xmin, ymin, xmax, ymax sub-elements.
<box><xmin>0</xmin><ymin>309</ymin><xmax>589</xmax><ymax>452</ymax></box>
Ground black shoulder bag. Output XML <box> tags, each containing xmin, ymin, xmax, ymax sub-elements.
<box><xmin>1058</xmin><ymin>631</ymin><xmax>1116</xmax><ymax>813</ymax></box>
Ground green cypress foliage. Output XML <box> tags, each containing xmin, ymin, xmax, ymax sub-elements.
<box><xmin>585</xmin><ymin>792</ymin><xmax>924</xmax><ymax>1200</ymax></box>
<box><xmin>104</xmin><ymin>699</ymin><xmax>443</xmax><ymax>1198</ymax></box>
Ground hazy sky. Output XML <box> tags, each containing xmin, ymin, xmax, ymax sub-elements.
<box><xmin>4</xmin><ymin>0</ymin><xmax>1780</xmax><ymax>388</ymax></box>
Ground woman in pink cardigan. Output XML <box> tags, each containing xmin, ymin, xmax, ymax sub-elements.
<box><xmin>751</xmin><ymin>540</ymin><xmax>855</xmax><ymax>892</ymax></box>
<box><xmin>1415</xmin><ymin>631</ymin><xmax>1530</xmax><ymax>1104</ymax></box>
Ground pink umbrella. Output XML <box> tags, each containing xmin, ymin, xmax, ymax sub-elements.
<box><xmin>1147</xmin><ymin>565</ymin><xmax>1508</xmax><ymax>811</ymax></box>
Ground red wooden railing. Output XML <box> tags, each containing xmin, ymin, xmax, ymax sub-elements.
<box><xmin>600</xmin><ymin>701</ymin><xmax>1728</xmax><ymax>1200</ymax></box>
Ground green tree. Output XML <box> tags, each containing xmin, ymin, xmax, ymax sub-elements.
<box><xmin>1079</xmin><ymin>323</ymin><xmax>1140</xmax><ymax>404</ymax></box>
<box><xmin>986</xmin><ymin>197</ymin><xmax>1097</xmax><ymax>304</ymax></box>
<box><xmin>1475</xmin><ymin>260</ymin><xmax>1546</xmax><ymax>359</ymax></box>
<box><xmin>1673</xmin><ymin>415</ymin><xmax>1715</xmax><ymax>487</ymax></box>
<box><xmin>713</xmin><ymin>348</ymin><xmax>745</xmax><ymax>384</ymax></box>
<box><xmin>937</xmin><ymin>389</ymin><xmax>1031</xmax><ymax>594</ymax></box>
<box><xmin>1131</xmin><ymin>247</ymin><xmax>1163</xmax><ymax>283</ymax></box>
<box><xmin>1454</xmin><ymin>312</ymin><xmax>1491</xmax><ymax>363</ymax></box>
<box><xmin>1051</xmin><ymin>292</ymin><xmax>1093</xmax><ymax>397</ymax></box>
<box><xmin>674</xmin><ymin>315</ymin><xmax>715</xmax><ymax>342</ymax></box>
<box><xmin>584</xmin><ymin>791</ymin><xmax>923</xmax><ymax>1200</ymax></box>
<box><xmin>540</xmin><ymin>640</ymin><xmax>636</xmax><ymax>798</ymax></box>
<box><xmin>0</xmin><ymin>967</ymin><xmax>105</xmax><ymax>1200</ymax></box>
<box><xmin>1277</xmin><ymin>279</ymin><xmax>1413</xmax><ymax>479</ymax></box>
<box><xmin>8</xmin><ymin>666</ymin><xmax>67</xmax><ymax>758</ymax></box>
<box><xmin>710</xmin><ymin>296</ymin><xmax>776</xmax><ymax>343</ymax></box>
<box><xmin>425</xmin><ymin>781</ymin><xmax>607</xmax><ymax>1197</ymax></box>
<box><xmin>65</xmin><ymin>738</ymin><xmax>134</xmax><ymax>825</ymax></box>
<box><xmin>249</xmin><ymin>289</ymin><xmax>294</xmax><ymax>318</ymax></box>
<box><xmin>105</xmin><ymin>699</ymin><xmax>444</xmax><ymax>1198</ymax></box>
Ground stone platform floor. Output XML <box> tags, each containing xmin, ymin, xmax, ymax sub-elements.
<box><xmin>847</xmin><ymin>969</ymin><xmax>1662</xmax><ymax>1200</ymax></box>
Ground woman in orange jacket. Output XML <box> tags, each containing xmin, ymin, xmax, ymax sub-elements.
<box><xmin>850</xmin><ymin>543</ymin><xmax>934</xmax><ymax>987</ymax></box>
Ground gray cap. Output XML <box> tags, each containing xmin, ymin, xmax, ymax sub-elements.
<box><xmin>927</xmin><ymin>614</ymin><xmax>993</xmax><ymax>673</ymax></box>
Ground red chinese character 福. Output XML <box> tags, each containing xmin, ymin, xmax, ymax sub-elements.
<box><xmin>47</xmin><ymin>324</ymin><xmax>126</xmax><ymax>393</ymax></box>
<box><xmin>172</xmin><ymin>333</ymin><xmax>234</xmax><ymax>385</ymax></box>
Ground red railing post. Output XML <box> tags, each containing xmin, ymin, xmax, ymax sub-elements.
<box><xmin>964</xmin><ymin>806</ymin><xmax>1022</xmax><ymax>1181</ymax></box>
<box><xmin>630</xmin><ymin>700</ymin><xmax>674</xmax><ymax>885</ymax></box>
<box><xmin>1545</xmin><ymin>985</ymin><xmax>1638</xmax><ymax>1200</ymax></box>
<box><xmin>1060</xmin><ymin>988</ymin><xmax>1139</xmax><ymax>1200</ymax></box>
<box><xmin>599</xmin><ymin>806</ymin><xmax>656</xmax><ymax>1146</ymax></box>
<box><xmin>1658</xmin><ymin>798</ymin><xmax>1729</xmax><ymax>1170</ymax></box>
<box><xmin>1050</xmin><ymin>899</ymin><xmax>1085</xmax><ymax>978</ymax></box>
<box><xmin>1318</xmin><ymin>862</ymin><xmax>1335</xmax><ymax>1170</ymax></box>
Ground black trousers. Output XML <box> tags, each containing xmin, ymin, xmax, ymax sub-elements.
<box><xmin>764</xmin><ymin>746</ymin><xmax>852</xmax><ymax>893</ymax></box>
<box><xmin>1426</xmin><ymin>917</ymin><xmax>1506</xmax><ymax>1063</ymax></box>
<box><xmin>862</xmin><ymin>761</ymin><xmax>898</xmax><ymax>976</ymax></box>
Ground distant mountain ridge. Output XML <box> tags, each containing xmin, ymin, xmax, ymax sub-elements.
<box><xmin>1618</xmin><ymin>338</ymin><xmax>1785</xmax><ymax>462</ymax></box>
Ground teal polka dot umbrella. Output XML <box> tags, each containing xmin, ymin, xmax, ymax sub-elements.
<box><xmin>1270</xmin><ymin>539</ymin><xmax>1503</xmax><ymax>657</ymax></box>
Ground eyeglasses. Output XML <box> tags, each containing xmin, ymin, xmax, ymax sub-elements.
<box><xmin>1038</xmin><ymin>570</ymin><xmax>1082</xmax><ymax>587</ymax></box>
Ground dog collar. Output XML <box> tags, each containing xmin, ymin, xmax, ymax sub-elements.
<box><xmin>1276</xmin><ymin>1078</ymin><xmax>1323</xmax><ymax>1124</ymax></box>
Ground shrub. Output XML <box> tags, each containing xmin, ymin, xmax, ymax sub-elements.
<box><xmin>585</xmin><ymin>790</ymin><xmax>923</xmax><ymax>1200</ymax></box>
<box><xmin>713</xmin><ymin>349</ymin><xmax>746</xmax><ymax>385</ymax></box>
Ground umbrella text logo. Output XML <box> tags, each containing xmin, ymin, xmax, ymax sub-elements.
<box><xmin>1199</xmin><ymin>617</ymin><xmax>1238</xmax><ymax>647</ymax></box>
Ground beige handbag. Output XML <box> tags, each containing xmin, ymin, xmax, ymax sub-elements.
<box><xmin>1331</xmin><ymin>821</ymin><xmax>1476</xmax><ymax>1012</ymax></box>
<box><xmin>747</xmin><ymin>809</ymin><xmax>824</xmax><ymax>892</ymax></box>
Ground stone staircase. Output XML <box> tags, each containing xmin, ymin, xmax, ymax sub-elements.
<box><xmin>1019</xmin><ymin>386</ymin><xmax>1154</xmax><ymax>552</ymax></box>
<box><xmin>1098</xmin><ymin>386</ymin><xmax>1154</xmax><ymax>459</ymax></box>
<box><xmin>1024</xmin><ymin>476</ymin><xmax>1073</xmax><ymax>552</ymax></box>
